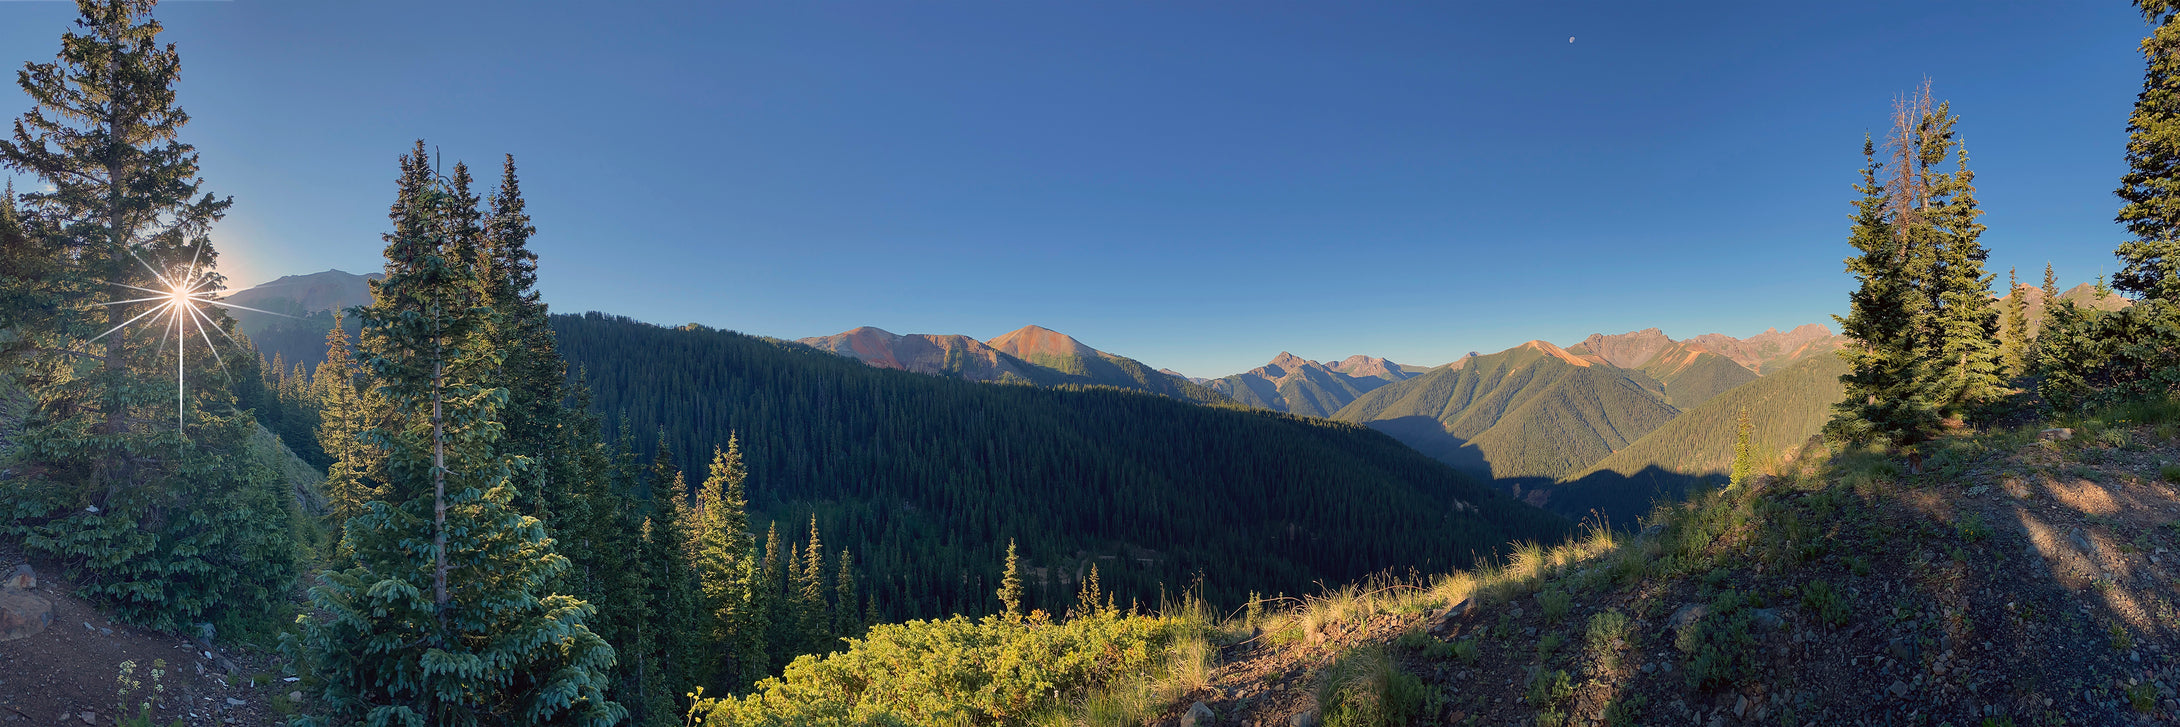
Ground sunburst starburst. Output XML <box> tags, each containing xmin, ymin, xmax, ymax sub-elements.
<box><xmin>88</xmin><ymin>241</ymin><xmax>293</xmax><ymax>430</ymax></box>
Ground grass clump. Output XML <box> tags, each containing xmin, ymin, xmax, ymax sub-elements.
<box><xmin>1801</xmin><ymin>580</ymin><xmax>1849</xmax><ymax>627</ymax></box>
<box><xmin>1526</xmin><ymin>669</ymin><xmax>1574</xmax><ymax>726</ymax></box>
<box><xmin>1676</xmin><ymin>590</ymin><xmax>1756</xmax><ymax>690</ymax></box>
<box><xmin>1584</xmin><ymin>610</ymin><xmax>1632</xmax><ymax>672</ymax></box>
<box><xmin>1316</xmin><ymin>646</ymin><xmax>1431</xmax><ymax>727</ymax></box>
<box><xmin>1537</xmin><ymin>588</ymin><xmax>1572</xmax><ymax>624</ymax></box>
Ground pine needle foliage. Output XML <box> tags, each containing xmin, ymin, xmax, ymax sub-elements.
<box><xmin>296</xmin><ymin>143</ymin><xmax>620</xmax><ymax>727</ymax></box>
<box><xmin>0</xmin><ymin>0</ymin><xmax>296</xmax><ymax>634</ymax></box>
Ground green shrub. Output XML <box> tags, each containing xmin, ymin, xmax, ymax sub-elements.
<box><xmin>1452</xmin><ymin>638</ymin><xmax>1480</xmax><ymax>664</ymax></box>
<box><xmin>1534</xmin><ymin>631</ymin><xmax>1564</xmax><ymax>662</ymax></box>
<box><xmin>1317</xmin><ymin>646</ymin><xmax>1429</xmax><ymax>727</ymax></box>
<box><xmin>2129</xmin><ymin>682</ymin><xmax>2158</xmax><ymax>713</ymax></box>
<box><xmin>693</xmin><ymin>610</ymin><xmax>1184</xmax><ymax>726</ymax></box>
<box><xmin>1584</xmin><ymin>610</ymin><xmax>1632</xmax><ymax>671</ymax></box>
<box><xmin>1801</xmin><ymin>580</ymin><xmax>1849</xmax><ymax>627</ymax></box>
<box><xmin>1600</xmin><ymin>693</ymin><xmax>1647</xmax><ymax>727</ymax></box>
<box><xmin>1526</xmin><ymin>669</ymin><xmax>1573</xmax><ymax>709</ymax></box>
<box><xmin>1679</xmin><ymin>591</ymin><xmax>1755</xmax><ymax>690</ymax></box>
<box><xmin>2162</xmin><ymin>464</ymin><xmax>2180</xmax><ymax>484</ymax></box>
<box><xmin>1956</xmin><ymin>512</ymin><xmax>1990</xmax><ymax>543</ymax></box>
<box><xmin>1537</xmin><ymin>589</ymin><xmax>1572</xmax><ymax>624</ymax></box>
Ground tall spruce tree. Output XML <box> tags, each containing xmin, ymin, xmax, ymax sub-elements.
<box><xmin>796</xmin><ymin>516</ymin><xmax>832</xmax><ymax>655</ymax></box>
<box><xmin>0</xmin><ymin>0</ymin><xmax>297</xmax><ymax>632</ymax></box>
<box><xmin>314</xmin><ymin>312</ymin><xmax>381</xmax><ymax>556</ymax></box>
<box><xmin>997</xmin><ymin>539</ymin><xmax>1024</xmax><ymax>620</ymax></box>
<box><xmin>1833</xmin><ymin>135</ymin><xmax>1943</xmax><ymax>456</ymax></box>
<box><xmin>2001</xmin><ymin>268</ymin><xmax>2031</xmax><ymax>377</ymax></box>
<box><xmin>1919</xmin><ymin>123</ymin><xmax>2001</xmax><ymax>416</ymax></box>
<box><xmin>689</xmin><ymin>439</ymin><xmax>763</xmax><ymax>690</ymax></box>
<box><xmin>298</xmin><ymin>143</ymin><xmax>620</xmax><ymax>726</ymax></box>
<box><xmin>2116</xmin><ymin>0</ymin><xmax>2180</xmax><ymax>305</ymax></box>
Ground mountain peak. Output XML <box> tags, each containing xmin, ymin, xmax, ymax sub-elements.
<box><xmin>987</xmin><ymin>325</ymin><xmax>1098</xmax><ymax>361</ymax></box>
<box><xmin>1516</xmin><ymin>340</ymin><xmax>1593</xmax><ymax>367</ymax></box>
<box><xmin>1572</xmin><ymin>328</ymin><xmax>1675</xmax><ymax>369</ymax></box>
<box><xmin>1268</xmin><ymin>351</ymin><xmax>1314</xmax><ymax>369</ymax></box>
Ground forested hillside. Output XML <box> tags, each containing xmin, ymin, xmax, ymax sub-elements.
<box><xmin>1331</xmin><ymin>341</ymin><xmax>1683</xmax><ymax>481</ymax></box>
<box><xmin>1547</xmin><ymin>352</ymin><xmax>1850</xmax><ymax>521</ymax></box>
<box><xmin>553</xmin><ymin>312</ymin><xmax>1569</xmax><ymax>617</ymax></box>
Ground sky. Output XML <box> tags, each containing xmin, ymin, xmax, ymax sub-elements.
<box><xmin>0</xmin><ymin>1</ymin><xmax>2157</xmax><ymax>378</ymax></box>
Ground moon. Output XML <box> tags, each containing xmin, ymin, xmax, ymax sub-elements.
<box><xmin>1569</xmin><ymin>37</ymin><xmax>1575</xmax><ymax>43</ymax></box>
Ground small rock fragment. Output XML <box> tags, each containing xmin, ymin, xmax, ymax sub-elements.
<box><xmin>2040</xmin><ymin>428</ymin><xmax>2074</xmax><ymax>441</ymax></box>
<box><xmin>225</xmin><ymin>698</ymin><xmax>245</xmax><ymax>707</ymax></box>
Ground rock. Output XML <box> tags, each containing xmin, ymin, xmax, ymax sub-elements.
<box><xmin>1888</xmin><ymin>637</ymin><xmax>1918</xmax><ymax>663</ymax></box>
<box><xmin>1508</xmin><ymin>606</ymin><xmax>1524</xmax><ymax>619</ymax></box>
<box><xmin>1889</xmin><ymin>680</ymin><xmax>1910</xmax><ymax>698</ymax></box>
<box><xmin>0</xmin><ymin>588</ymin><xmax>53</xmax><ymax>642</ymax></box>
<box><xmin>3</xmin><ymin>564</ymin><xmax>33</xmax><ymax>590</ymax></box>
<box><xmin>1749</xmin><ymin>608</ymin><xmax>1785</xmax><ymax>632</ymax></box>
<box><xmin>288</xmin><ymin>691</ymin><xmax>303</xmax><ymax>702</ymax></box>
<box><xmin>1670</xmin><ymin>603</ymin><xmax>1708</xmax><ymax>631</ymax></box>
<box><xmin>1180</xmin><ymin>701</ymin><xmax>1215</xmax><ymax>727</ymax></box>
<box><xmin>1734</xmin><ymin>695</ymin><xmax>1749</xmax><ymax>717</ymax></box>
<box><xmin>78</xmin><ymin>712</ymin><xmax>94</xmax><ymax>725</ymax></box>
<box><xmin>195</xmin><ymin>622</ymin><xmax>216</xmax><ymax>644</ymax></box>
<box><xmin>225</xmin><ymin>698</ymin><xmax>245</xmax><ymax>707</ymax></box>
<box><xmin>1287</xmin><ymin>709</ymin><xmax>1318</xmax><ymax>727</ymax></box>
<box><xmin>2040</xmin><ymin>428</ymin><xmax>2074</xmax><ymax>441</ymax></box>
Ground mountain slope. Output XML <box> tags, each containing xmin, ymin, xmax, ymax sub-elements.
<box><xmin>1564</xmin><ymin>331</ymin><xmax>1759</xmax><ymax>411</ymax></box>
<box><xmin>1141</xmin><ymin>420</ymin><xmax>2180</xmax><ymax>727</ymax></box>
<box><xmin>1205</xmin><ymin>352</ymin><xmax>1420</xmax><ymax>418</ymax></box>
<box><xmin>552</xmin><ymin>312</ymin><xmax>1569</xmax><ymax>617</ymax></box>
<box><xmin>803</xmin><ymin>324</ymin><xmax>1228</xmax><ymax>403</ymax></box>
<box><xmin>1547</xmin><ymin>351</ymin><xmax>1850</xmax><ymax>521</ymax></box>
<box><xmin>796</xmin><ymin>327</ymin><xmax>1038</xmax><ymax>383</ymax></box>
<box><xmin>1684</xmin><ymin>324</ymin><xmax>1843</xmax><ymax>374</ymax></box>
<box><xmin>1997</xmin><ymin>282</ymin><xmax>2132</xmax><ymax>337</ymax></box>
<box><xmin>1332</xmin><ymin>341</ymin><xmax>1682</xmax><ymax>481</ymax></box>
<box><xmin>223</xmin><ymin>269</ymin><xmax>379</xmax><ymax>372</ymax></box>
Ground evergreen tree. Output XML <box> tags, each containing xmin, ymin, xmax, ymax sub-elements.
<box><xmin>996</xmin><ymin>539</ymin><xmax>1024</xmax><ymax>620</ymax></box>
<box><xmin>796</xmin><ymin>516</ymin><xmax>832</xmax><ymax>655</ymax></box>
<box><xmin>298</xmin><ymin>143</ymin><xmax>619</xmax><ymax>726</ymax></box>
<box><xmin>0</xmin><ymin>0</ymin><xmax>295</xmax><ymax>632</ymax></box>
<box><xmin>2116</xmin><ymin>0</ymin><xmax>2180</xmax><ymax>305</ymax></box>
<box><xmin>315</xmin><ymin>312</ymin><xmax>381</xmax><ymax>555</ymax></box>
<box><xmin>690</xmin><ymin>439</ymin><xmax>762</xmax><ymax>690</ymax></box>
<box><xmin>1919</xmin><ymin>118</ymin><xmax>2001</xmax><ymax>416</ymax></box>
<box><xmin>1729</xmin><ymin>407</ymin><xmax>1756</xmax><ymax>489</ymax></box>
<box><xmin>1832</xmin><ymin>135</ymin><xmax>1943</xmax><ymax>457</ymax></box>
<box><xmin>834</xmin><ymin>548</ymin><xmax>861</xmax><ymax>639</ymax></box>
<box><xmin>2000</xmin><ymin>267</ymin><xmax>2031</xmax><ymax>377</ymax></box>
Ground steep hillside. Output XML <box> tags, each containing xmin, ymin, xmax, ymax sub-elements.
<box><xmin>796</xmin><ymin>327</ymin><xmax>1039</xmax><ymax>383</ymax></box>
<box><xmin>552</xmin><ymin>312</ymin><xmax>1569</xmax><ymax>617</ymax></box>
<box><xmin>1551</xmin><ymin>352</ymin><xmax>1850</xmax><ymax>522</ymax></box>
<box><xmin>1206</xmin><ymin>352</ymin><xmax>1419</xmax><ymax>418</ymax></box>
<box><xmin>1332</xmin><ymin>341</ymin><xmax>1682</xmax><ymax>481</ymax></box>
<box><xmin>1130</xmin><ymin>418</ymin><xmax>2180</xmax><ymax>727</ymax></box>
<box><xmin>1684</xmin><ymin>324</ymin><xmax>1843</xmax><ymax>374</ymax></box>
<box><xmin>223</xmin><ymin>269</ymin><xmax>378</xmax><ymax>372</ymax></box>
<box><xmin>1564</xmin><ymin>331</ymin><xmax>1757</xmax><ymax>410</ymax></box>
<box><xmin>1566</xmin><ymin>328</ymin><xmax>1677</xmax><ymax>369</ymax></box>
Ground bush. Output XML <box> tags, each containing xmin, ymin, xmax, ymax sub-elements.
<box><xmin>1584</xmin><ymin>610</ymin><xmax>1632</xmax><ymax>671</ymax></box>
<box><xmin>1801</xmin><ymin>580</ymin><xmax>1850</xmax><ymax>627</ymax></box>
<box><xmin>1678</xmin><ymin>590</ymin><xmax>1755</xmax><ymax>690</ymax></box>
<box><xmin>1317</xmin><ymin>646</ymin><xmax>1429</xmax><ymax>727</ymax></box>
<box><xmin>692</xmin><ymin>610</ymin><xmax>1185</xmax><ymax>726</ymax></box>
<box><xmin>1526</xmin><ymin>669</ymin><xmax>1573</xmax><ymax>709</ymax></box>
<box><xmin>1537</xmin><ymin>589</ymin><xmax>1572</xmax><ymax>624</ymax></box>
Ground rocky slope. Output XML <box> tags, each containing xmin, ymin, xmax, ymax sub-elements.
<box><xmin>1147</xmin><ymin>417</ymin><xmax>2180</xmax><ymax>727</ymax></box>
<box><xmin>1684</xmin><ymin>324</ymin><xmax>1844</xmax><ymax>375</ymax></box>
<box><xmin>1205</xmin><ymin>352</ymin><xmax>1423</xmax><ymax>419</ymax></box>
<box><xmin>799</xmin><ymin>324</ymin><xmax>1228</xmax><ymax>404</ymax></box>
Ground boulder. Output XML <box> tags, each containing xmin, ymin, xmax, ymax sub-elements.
<box><xmin>0</xmin><ymin>588</ymin><xmax>53</xmax><ymax>642</ymax></box>
<box><xmin>1287</xmin><ymin>709</ymin><xmax>1318</xmax><ymax>727</ymax></box>
<box><xmin>3</xmin><ymin>564</ymin><xmax>32</xmax><ymax>590</ymax></box>
<box><xmin>1180</xmin><ymin>701</ymin><xmax>1215</xmax><ymax>727</ymax></box>
<box><xmin>1669</xmin><ymin>603</ymin><xmax>1708</xmax><ymax>631</ymax></box>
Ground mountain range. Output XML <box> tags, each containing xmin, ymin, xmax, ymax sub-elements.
<box><xmin>796</xmin><ymin>324</ymin><xmax>1226</xmax><ymax>404</ymax></box>
<box><xmin>222</xmin><ymin>267</ymin><xmax>1872</xmax><ymax>526</ymax></box>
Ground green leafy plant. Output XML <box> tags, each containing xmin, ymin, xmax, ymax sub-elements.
<box><xmin>1317</xmin><ymin>646</ymin><xmax>1430</xmax><ymax>727</ymax></box>
<box><xmin>1585</xmin><ymin>610</ymin><xmax>1632</xmax><ymax>672</ymax></box>
<box><xmin>1802</xmin><ymin>580</ymin><xmax>1850</xmax><ymax>627</ymax></box>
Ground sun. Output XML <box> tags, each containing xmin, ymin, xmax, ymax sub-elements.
<box><xmin>89</xmin><ymin>242</ymin><xmax>291</xmax><ymax>430</ymax></box>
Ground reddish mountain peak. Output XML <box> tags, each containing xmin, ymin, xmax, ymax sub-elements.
<box><xmin>987</xmin><ymin>325</ymin><xmax>1097</xmax><ymax>360</ymax></box>
<box><xmin>1574</xmin><ymin>328</ymin><xmax>1675</xmax><ymax>369</ymax></box>
<box><xmin>1268</xmin><ymin>351</ymin><xmax>1314</xmax><ymax>369</ymax></box>
<box><xmin>1331</xmin><ymin>355</ymin><xmax>1413</xmax><ymax>380</ymax></box>
<box><xmin>1515</xmin><ymin>340</ymin><xmax>1593</xmax><ymax>367</ymax></box>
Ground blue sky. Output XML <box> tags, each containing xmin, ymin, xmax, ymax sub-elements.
<box><xmin>0</xmin><ymin>1</ymin><xmax>2154</xmax><ymax>377</ymax></box>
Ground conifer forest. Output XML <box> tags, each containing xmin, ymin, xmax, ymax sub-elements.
<box><xmin>10</xmin><ymin>2</ymin><xmax>2180</xmax><ymax>726</ymax></box>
